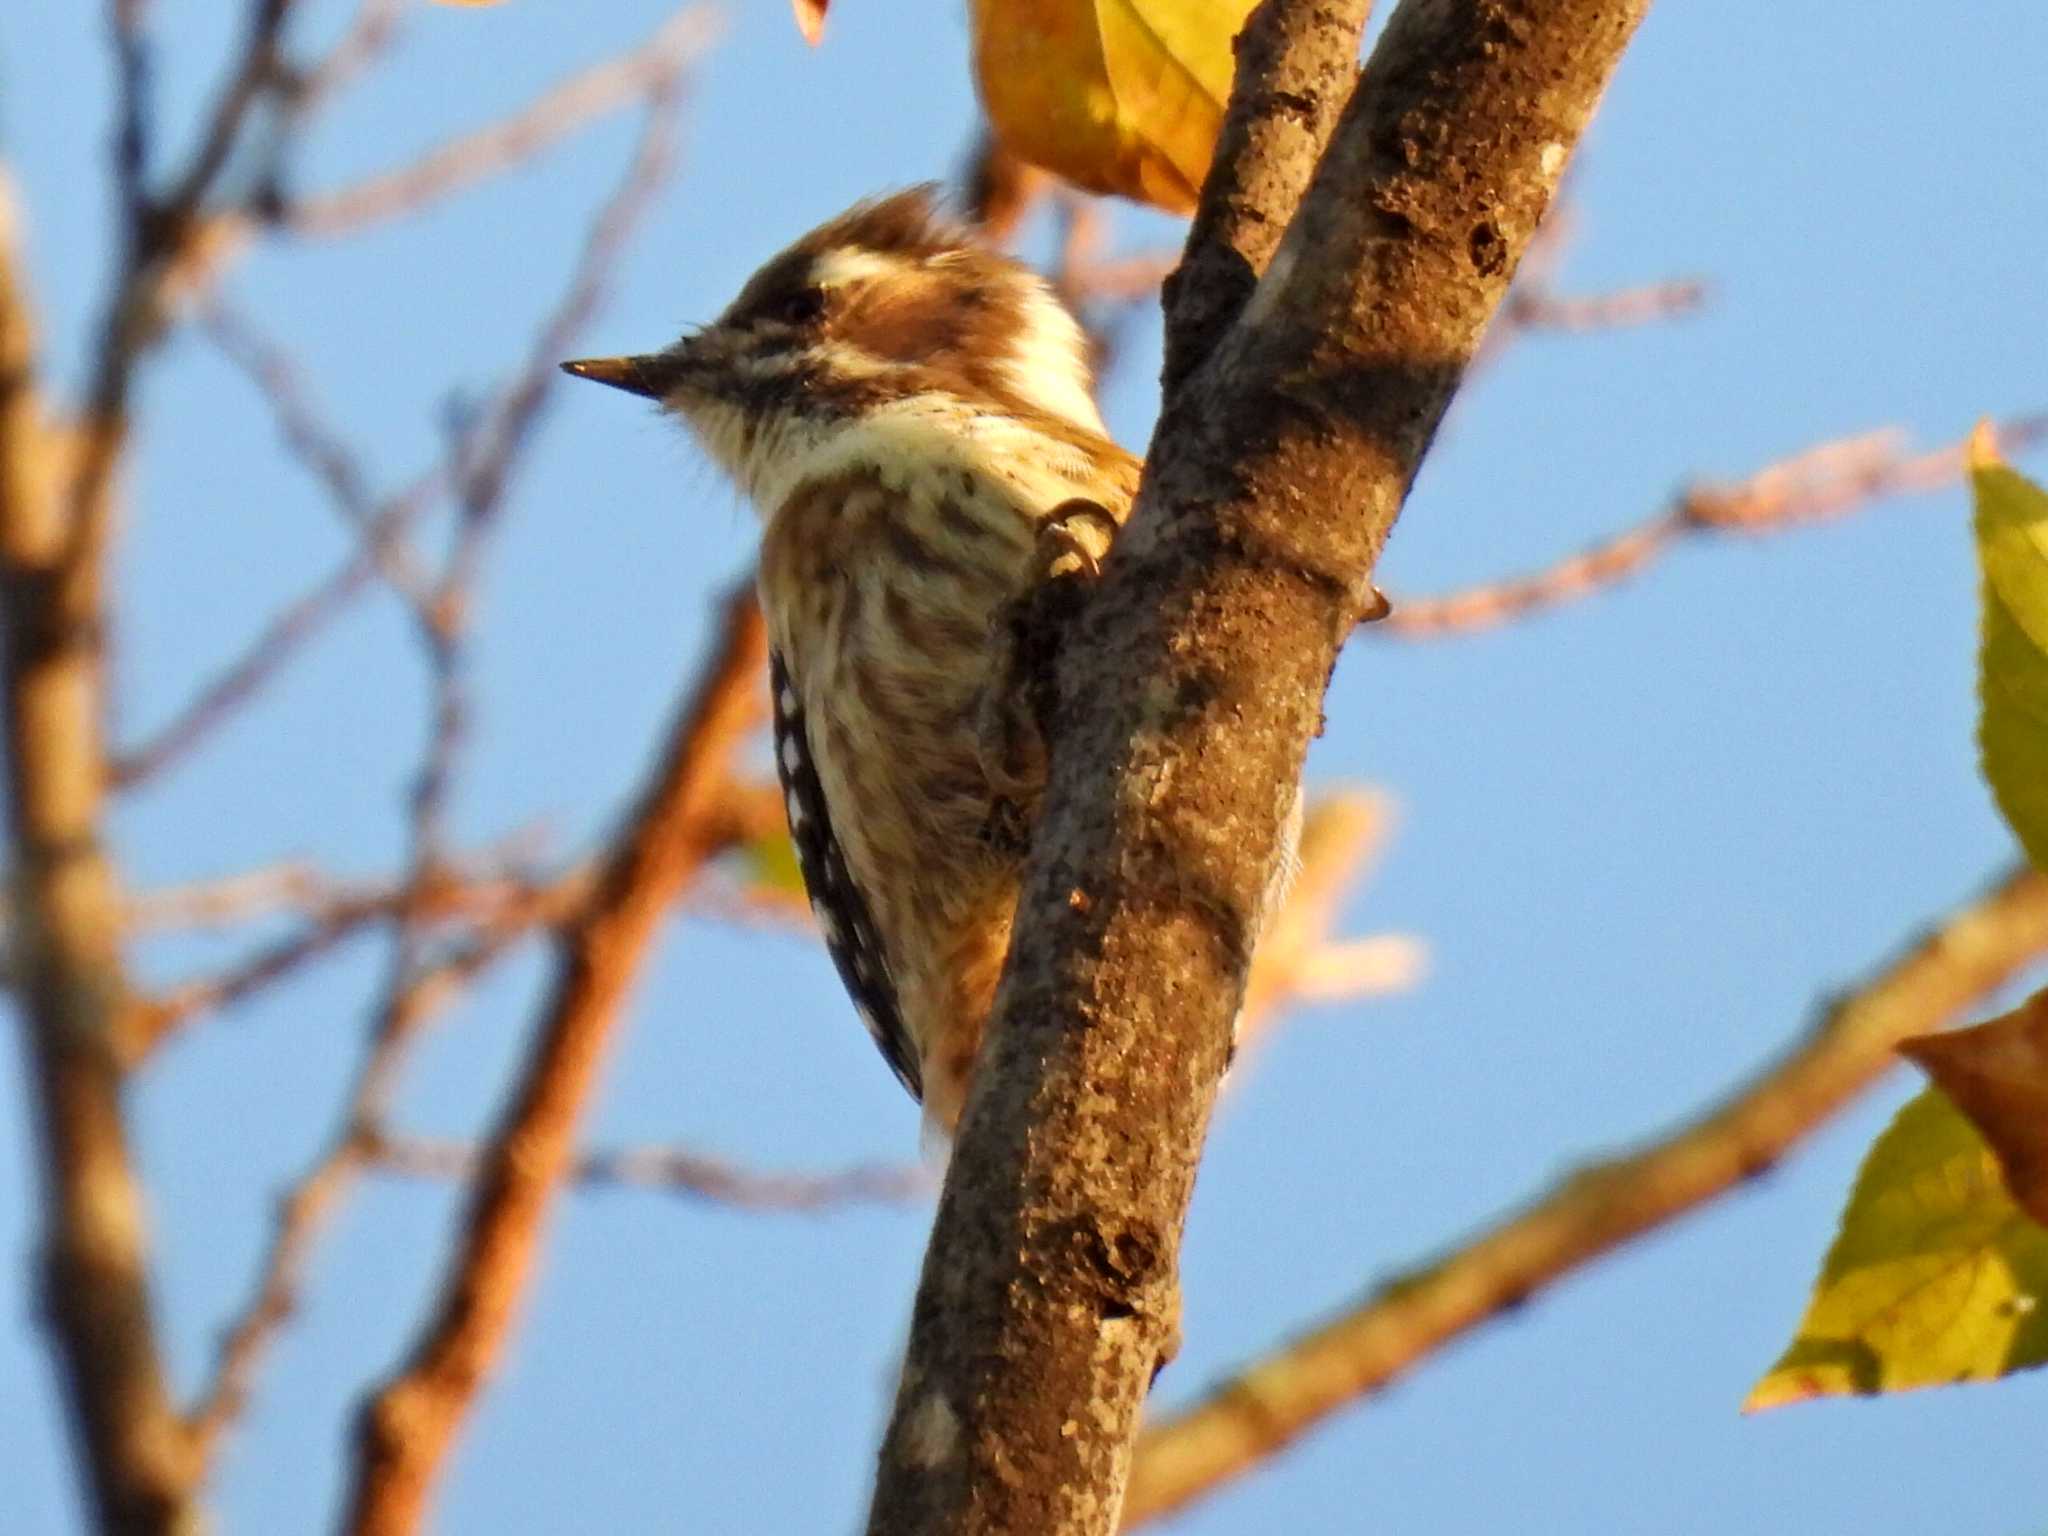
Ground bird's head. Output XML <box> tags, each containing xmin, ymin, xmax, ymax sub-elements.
<box><xmin>563</xmin><ymin>186</ymin><xmax>1105</xmax><ymax>501</ymax></box>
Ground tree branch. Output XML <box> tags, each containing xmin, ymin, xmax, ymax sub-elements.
<box><xmin>1378</xmin><ymin>416</ymin><xmax>2048</xmax><ymax>638</ymax></box>
<box><xmin>2</xmin><ymin>171</ymin><xmax>200</xmax><ymax>1534</ymax></box>
<box><xmin>368</xmin><ymin>1131</ymin><xmax>934</xmax><ymax>1213</ymax></box>
<box><xmin>1161</xmin><ymin>0</ymin><xmax>1372</xmax><ymax>391</ymax></box>
<box><xmin>1125</xmin><ymin>862</ymin><xmax>2048</xmax><ymax>1522</ymax></box>
<box><xmin>865</xmin><ymin>3</ymin><xmax>1653</xmax><ymax>1533</ymax></box>
<box><xmin>341</xmin><ymin>585</ymin><xmax>768</xmax><ymax>1536</ymax></box>
<box><xmin>107</xmin><ymin>464</ymin><xmax>443</xmax><ymax>789</ymax></box>
<box><xmin>286</xmin><ymin>7</ymin><xmax>719</xmax><ymax>239</ymax></box>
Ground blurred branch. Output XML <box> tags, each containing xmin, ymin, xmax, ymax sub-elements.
<box><xmin>184</xmin><ymin>64</ymin><xmax>697</xmax><ymax>1476</ymax></box>
<box><xmin>197</xmin><ymin>299</ymin><xmax>435</xmax><ymax>598</ymax></box>
<box><xmin>344</xmin><ymin>583</ymin><xmax>768</xmax><ymax>1536</ymax></box>
<box><xmin>296</xmin><ymin>0</ymin><xmax>407</xmax><ymax>114</ymax></box>
<box><xmin>185</xmin><ymin>862</ymin><xmax>574</xmax><ymax>1464</ymax></box>
<box><xmin>121</xmin><ymin>865</ymin><xmax>593</xmax><ymax>1066</ymax></box>
<box><xmin>2</xmin><ymin>168</ymin><xmax>200</xmax><ymax>1531</ymax></box>
<box><xmin>69</xmin><ymin>0</ymin><xmax>307</xmax><ymax>571</ymax></box>
<box><xmin>1124</xmin><ymin>864</ymin><xmax>2048</xmax><ymax>1526</ymax></box>
<box><xmin>107</xmin><ymin>464</ymin><xmax>443</xmax><ymax>789</ymax></box>
<box><xmin>1503</xmin><ymin>277</ymin><xmax>1706</xmax><ymax>333</ymax></box>
<box><xmin>120</xmin><ymin>841</ymin><xmax>551</xmax><ymax>932</ymax></box>
<box><xmin>959</xmin><ymin>130</ymin><xmax>1053</xmax><ymax>245</ymax></box>
<box><xmin>1378</xmin><ymin>416</ymin><xmax>2048</xmax><ymax>639</ymax></box>
<box><xmin>1235</xmin><ymin>791</ymin><xmax>1424</xmax><ymax>1058</ymax></box>
<box><xmin>371</xmin><ymin>1131</ymin><xmax>933</xmax><ymax>1212</ymax></box>
<box><xmin>288</xmin><ymin>7</ymin><xmax>719</xmax><ymax>239</ymax></box>
<box><xmin>160</xmin><ymin>0</ymin><xmax>298</xmax><ymax>223</ymax></box>
<box><xmin>119</xmin><ymin>30</ymin><xmax>691</xmax><ymax>794</ymax></box>
<box><xmin>110</xmin><ymin>1</ymin><xmax>152</xmax><ymax>225</ymax></box>
<box><xmin>1492</xmin><ymin>203</ymin><xmax>1705</xmax><ymax>341</ymax></box>
<box><xmin>1051</xmin><ymin>195</ymin><xmax>1178</xmax><ymax>307</ymax></box>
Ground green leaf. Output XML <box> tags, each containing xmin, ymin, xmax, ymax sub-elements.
<box><xmin>1746</xmin><ymin>1086</ymin><xmax>2048</xmax><ymax>1410</ymax></box>
<box><xmin>1975</xmin><ymin>447</ymin><xmax>2048</xmax><ymax>872</ymax></box>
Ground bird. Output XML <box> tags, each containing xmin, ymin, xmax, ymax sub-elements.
<box><xmin>563</xmin><ymin>186</ymin><xmax>1292</xmax><ymax>1138</ymax></box>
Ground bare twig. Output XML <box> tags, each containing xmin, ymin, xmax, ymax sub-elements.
<box><xmin>108</xmin><ymin>466</ymin><xmax>443</xmax><ymax>789</ymax></box>
<box><xmin>371</xmin><ymin>1131</ymin><xmax>934</xmax><ymax>1212</ymax></box>
<box><xmin>186</xmin><ymin>66</ymin><xmax>696</xmax><ymax>1472</ymax></box>
<box><xmin>295</xmin><ymin>0</ymin><xmax>407</xmax><ymax>115</ymax></box>
<box><xmin>159</xmin><ymin>0</ymin><xmax>299</xmax><ymax>223</ymax></box>
<box><xmin>118</xmin><ymin>839</ymin><xmax>558</xmax><ymax>933</ymax></box>
<box><xmin>110</xmin><ymin>1</ymin><xmax>152</xmax><ymax>226</ymax></box>
<box><xmin>122</xmin><ymin>866</ymin><xmax>593</xmax><ymax>1065</ymax></box>
<box><xmin>288</xmin><ymin>7</ymin><xmax>718</xmax><ymax>239</ymax></box>
<box><xmin>450</xmin><ymin>82</ymin><xmax>685</xmax><ymax>558</ymax></box>
<box><xmin>1504</xmin><ymin>277</ymin><xmax>1706</xmax><ymax>332</ymax></box>
<box><xmin>1125</xmin><ymin>864</ymin><xmax>2048</xmax><ymax>1525</ymax></box>
<box><xmin>345</xmin><ymin>584</ymin><xmax>769</xmax><ymax>1536</ymax></box>
<box><xmin>1378</xmin><ymin>416</ymin><xmax>2048</xmax><ymax>638</ymax></box>
<box><xmin>197</xmin><ymin>299</ymin><xmax>433</xmax><ymax>595</ymax></box>
<box><xmin>959</xmin><ymin>129</ymin><xmax>1054</xmax><ymax>245</ymax></box>
<box><xmin>185</xmin><ymin>872</ymin><xmax>570</xmax><ymax>1462</ymax></box>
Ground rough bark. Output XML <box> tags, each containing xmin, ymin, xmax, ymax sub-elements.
<box><xmin>865</xmin><ymin>2</ymin><xmax>1655</xmax><ymax>1532</ymax></box>
<box><xmin>1161</xmin><ymin>0</ymin><xmax>1371</xmax><ymax>392</ymax></box>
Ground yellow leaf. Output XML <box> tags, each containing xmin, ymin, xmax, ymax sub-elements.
<box><xmin>970</xmin><ymin>0</ymin><xmax>1259</xmax><ymax>214</ymax></box>
<box><xmin>1902</xmin><ymin>989</ymin><xmax>2048</xmax><ymax>1229</ymax></box>
<box><xmin>1745</xmin><ymin>1087</ymin><xmax>2048</xmax><ymax>1411</ymax></box>
<box><xmin>1975</xmin><ymin>453</ymin><xmax>2048</xmax><ymax>870</ymax></box>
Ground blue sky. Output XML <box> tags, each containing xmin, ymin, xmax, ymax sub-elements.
<box><xmin>5</xmin><ymin>2</ymin><xmax>2048</xmax><ymax>1532</ymax></box>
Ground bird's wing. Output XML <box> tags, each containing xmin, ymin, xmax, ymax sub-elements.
<box><xmin>769</xmin><ymin>648</ymin><xmax>922</xmax><ymax>1100</ymax></box>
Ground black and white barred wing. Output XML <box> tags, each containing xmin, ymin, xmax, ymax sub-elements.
<box><xmin>769</xmin><ymin>649</ymin><xmax>922</xmax><ymax>1100</ymax></box>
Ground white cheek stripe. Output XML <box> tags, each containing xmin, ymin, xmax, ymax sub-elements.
<box><xmin>812</xmin><ymin>246</ymin><xmax>914</xmax><ymax>289</ymax></box>
<box><xmin>1000</xmin><ymin>280</ymin><xmax>1106</xmax><ymax>436</ymax></box>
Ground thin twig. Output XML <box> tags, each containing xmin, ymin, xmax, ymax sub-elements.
<box><xmin>1125</xmin><ymin>864</ymin><xmax>2048</xmax><ymax>1526</ymax></box>
<box><xmin>185</xmin><ymin>69</ymin><xmax>698</xmax><ymax>1474</ymax></box>
<box><xmin>1377</xmin><ymin>416</ymin><xmax>2048</xmax><ymax>638</ymax></box>
<box><xmin>121</xmin><ymin>867</ymin><xmax>593</xmax><ymax>1065</ymax></box>
<box><xmin>197</xmin><ymin>299</ymin><xmax>433</xmax><ymax>596</ymax></box>
<box><xmin>371</xmin><ymin>1132</ymin><xmax>934</xmax><ymax>1212</ymax></box>
<box><xmin>159</xmin><ymin>0</ymin><xmax>298</xmax><ymax>222</ymax></box>
<box><xmin>110</xmin><ymin>0</ymin><xmax>152</xmax><ymax>227</ymax></box>
<box><xmin>185</xmin><ymin>874</ymin><xmax>569</xmax><ymax>1461</ymax></box>
<box><xmin>288</xmin><ymin>7</ymin><xmax>718</xmax><ymax>239</ymax></box>
<box><xmin>294</xmin><ymin>0</ymin><xmax>407</xmax><ymax>116</ymax></box>
<box><xmin>1504</xmin><ymin>277</ymin><xmax>1707</xmax><ymax>332</ymax></box>
<box><xmin>107</xmin><ymin>465</ymin><xmax>443</xmax><ymax>789</ymax></box>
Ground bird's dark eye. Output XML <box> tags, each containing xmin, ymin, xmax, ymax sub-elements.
<box><xmin>772</xmin><ymin>287</ymin><xmax>827</xmax><ymax>327</ymax></box>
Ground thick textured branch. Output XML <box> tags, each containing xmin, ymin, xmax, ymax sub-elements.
<box><xmin>865</xmin><ymin>3</ymin><xmax>1653</xmax><ymax>1533</ymax></box>
<box><xmin>1125</xmin><ymin>863</ymin><xmax>2048</xmax><ymax>1522</ymax></box>
<box><xmin>1161</xmin><ymin>0</ymin><xmax>1369</xmax><ymax>389</ymax></box>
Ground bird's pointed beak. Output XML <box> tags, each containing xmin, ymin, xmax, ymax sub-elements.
<box><xmin>559</xmin><ymin>352</ymin><xmax>686</xmax><ymax>400</ymax></box>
